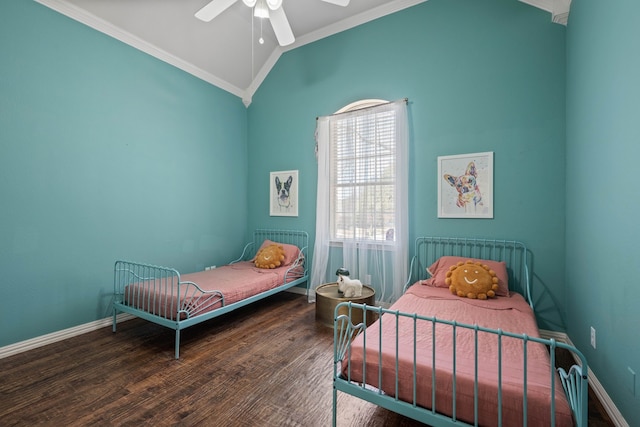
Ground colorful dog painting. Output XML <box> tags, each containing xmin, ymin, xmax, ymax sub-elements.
<box><xmin>443</xmin><ymin>161</ymin><xmax>484</xmax><ymax>213</ymax></box>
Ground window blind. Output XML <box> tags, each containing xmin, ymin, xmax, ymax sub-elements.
<box><xmin>330</xmin><ymin>108</ymin><xmax>396</xmax><ymax>241</ymax></box>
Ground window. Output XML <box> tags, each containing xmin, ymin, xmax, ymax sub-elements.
<box><xmin>311</xmin><ymin>98</ymin><xmax>408</xmax><ymax>302</ymax></box>
<box><xmin>330</xmin><ymin>100</ymin><xmax>398</xmax><ymax>242</ymax></box>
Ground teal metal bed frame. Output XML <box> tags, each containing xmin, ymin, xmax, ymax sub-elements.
<box><xmin>112</xmin><ymin>229</ymin><xmax>308</xmax><ymax>359</ymax></box>
<box><xmin>333</xmin><ymin>237</ymin><xmax>588</xmax><ymax>426</ymax></box>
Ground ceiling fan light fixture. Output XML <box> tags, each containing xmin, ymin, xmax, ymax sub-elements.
<box><xmin>266</xmin><ymin>0</ymin><xmax>282</xmax><ymax>10</ymax></box>
<box><xmin>253</xmin><ymin>0</ymin><xmax>269</xmax><ymax>18</ymax></box>
<box><xmin>242</xmin><ymin>0</ymin><xmax>257</xmax><ymax>7</ymax></box>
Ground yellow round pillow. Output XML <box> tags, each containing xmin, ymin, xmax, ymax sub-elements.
<box><xmin>445</xmin><ymin>260</ymin><xmax>499</xmax><ymax>300</ymax></box>
<box><xmin>254</xmin><ymin>244</ymin><xmax>286</xmax><ymax>269</ymax></box>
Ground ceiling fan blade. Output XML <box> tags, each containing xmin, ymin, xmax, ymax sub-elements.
<box><xmin>269</xmin><ymin>6</ymin><xmax>295</xmax><ymax>46</ymax></box>
<box><xmin>195</xmin><ymin>0</ymin><xmax>239</xmax><ymax>22</ymax></box>
<box><xmin>321</xmin><ymin>0</ymin><xmax>350</xmax><ymax>6</ymax></box>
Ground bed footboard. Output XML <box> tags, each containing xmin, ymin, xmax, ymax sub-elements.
<box><xmin>112</xmin><ymin>260</ymin><xmax>225</xmax><ymax>357</ymax></box>
<box><xmin>113</xmin><ymin>260</ymin><xmax>225</xmax><ymax>320</ymax></box>
<box><xmin>333</xmin><ymin>302</ymin><xmax>589</xmax><ymax>427</ymax></box>
<box><xmin>558</xmin><ymin>364</ymin><xmax>589</xmax><ymax>426</ymax></box>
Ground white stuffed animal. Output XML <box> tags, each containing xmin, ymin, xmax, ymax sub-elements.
<box><xmin>337</xmin><ymin>275</ymin><xmax>363</xmax><ymax>298</ymax></box>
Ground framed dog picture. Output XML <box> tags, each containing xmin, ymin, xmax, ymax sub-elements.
<box><xmin>437</xmin><ymin>152</ymin><xmax>493</xmax><ymax>218</ymax></box>
<box><xmin>270</xmin><ymin>170</ymin><xmax>299</xmax><ymax>217</ymax></box>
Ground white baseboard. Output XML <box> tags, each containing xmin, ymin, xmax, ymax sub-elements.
<box><xmin>0</xmin><ymin>313</ymin><xmax>135</xmax><ymax>360</ymax></box>
<box><xmin>285</xmin><ymin>287</ymin><xmax>308</xmax><ymax>296</ymax></box>
<box><xmin>539</xmin><ymin>329</ymin><xmax>629</xmax><ymax>427</ymax></box>
<box><xmin>0</xmin><ymin>290</ymin><xmax>310</xmax><ymax>359</ymax></box>
<box><xmin>0</xmin><ymin>314</ymin><xmax>627</xmax><ymax>427</ymax></box>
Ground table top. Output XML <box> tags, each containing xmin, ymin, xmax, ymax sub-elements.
<box><xmin>315</xmin><ymin>282</ymin><xmax>375</xmax><ymax>300</ymax></box>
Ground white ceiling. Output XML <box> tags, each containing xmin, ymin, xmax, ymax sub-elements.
<box><xmin>35</xmin><ymin>0</ymin><xmax>570</xmax><ymax>106</ymax></box>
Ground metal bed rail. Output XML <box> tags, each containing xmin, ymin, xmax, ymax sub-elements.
<box><xmin>333</xmin><ymin>302</ymin><xmax>589</xmax><ymax>427</ymax></box>
<box><xmin>112</xmin><ymin>229</ymin><xmax>309</xmax><ymax>359</ymax></box>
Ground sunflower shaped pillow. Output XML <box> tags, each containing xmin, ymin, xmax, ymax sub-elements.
<box><xmin>254</xmin><ymin>244</ymin><xmax>286</xmax><ymax>269</ymax></box>
<box><xmin>445</xmin><ymin>260</ymin><xmax>499</xmax><ymax>300</ymax></box>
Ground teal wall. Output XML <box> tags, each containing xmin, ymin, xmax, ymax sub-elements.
<box><xmin>0</xmin><ymin>0</ymin><xmax>248</xmax><ymax>346</ymax></box>
<box><xmin>2</xmin><ymin>0</ymin><xmax>637</xmax><ymax>421</ymax></box>
<box><xmin>566</xmin><ymin>0</ymin><xmax>640</xmax><ymax>421</ymax></box>
<box><xmin>248</xmin><ymin>0</ymin><xmax>568</xmax><ymax>330</ymax></box>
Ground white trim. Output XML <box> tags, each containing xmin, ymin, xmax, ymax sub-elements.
<box><xmin>34</xmin><ymin>0</ymin><xmax>570</xmax><ymax>105</ymax></box>
<box><xmin>519</xmin><ymin>0</ymin><xmax>555</xmax><ymax>14</ymax></box>
<box><xmin>551</xmin><ymin>0</ymin><xmax>571</xmax><ymax>25</ymax></box>
<box><xmin>34</xmin><ymin>0</ymin><xmax>246</xmax><ymax>100</ymax></box>
<box><xmin>1</xmin><ymin>288</ymin><xmax>305</xmax><ymax>359</ymax></box>
<box><xmin>284</xmin><ymin>0</ymin><xmax>427</xmax><ymax>51</ymax></box>
<box><xmin>0</xmin><ymin>315</ymin><xmax>627</xmax><ymax>426</ymax></box>
<box><xmin>2</xmin><ymin>290</ymin><xmax>308</xmax><ymax>359</ymax></box>
<box><xmin>0</xmin><ymin>313</ymin><xmax>135</xmax><ymax>360</ymax></box>
<box><xmin>539</xmin><ymin>328</ymin><xmax>568</xmax><ymax>342</ymax></box>
<box><xmin>245</xmin><ymin>0</ymin><xmax>427</xmax><ymax>105</ymax></box>
<box><xmin>539</xmin><ymin>330</ymin><xmax>630</xmax><ymax>427</ymax></box>
<box><xmin>284</xmin><ymin>286</ymin><xmax>307</xmax><ymax>296</ymax></box>
<box><xmin>519</xmin><ymin>0</ymin><xmax>571</xmax><ymax>26</ymax></box>
<box><xmin>244</xmin><ymin>46</ymin><xmax>284</xmax><ymax>106</ymax></box>
<box><xmin>34</xmin><ymin>0</ymin><xmax>427</xmax><ymax>107</ymax></box>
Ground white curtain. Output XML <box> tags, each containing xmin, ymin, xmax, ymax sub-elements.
<box><xmin>309</xmin><ymin>99</ymin><xmax>409</xmax><ymax>303</ymax></box>
<box><xmin>309</xmin><ymin>115</ymin><xmax>332</xmax><ymax>302</ymax></box>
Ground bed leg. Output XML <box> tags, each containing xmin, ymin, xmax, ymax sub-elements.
<box><xmin>112</xmin><ymin>307</ymin><xmax>117</xmax><ymax>333</ymax></box>
<box><xmin>175</xmin><ymin>329</ymin><xmax>180</xmax><ymax>359</ymax></box>
<box><xmin>332</xmin><ymin>383</ymin><xmax>338</xmax><ymax>427</ymax></box>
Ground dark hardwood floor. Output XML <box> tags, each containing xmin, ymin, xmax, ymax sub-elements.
<box><xmin>0</xmin><ymin>293</ymin><xmax>613</xmax><ymax>426</ymax></box>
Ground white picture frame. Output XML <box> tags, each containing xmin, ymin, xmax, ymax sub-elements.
<box><xmin>437</xmin><ymin>152</ymin><xmax>494</xmax><ymax>219</ymax></box>
<box><xmin>270</xmin><ymin>170</ymin><xmax>299</xmax><ymax>217</ymax></box>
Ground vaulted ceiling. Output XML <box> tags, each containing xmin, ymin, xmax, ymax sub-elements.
<box><xmin>35</xmin><ymin>0</ymin><xmax>571</xmax><ymax>106</ymax></box>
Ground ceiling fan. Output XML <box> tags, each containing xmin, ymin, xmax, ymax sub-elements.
<box><xmin>195</xmin><ymin>0</ymin><xmax>350</xmax><ymax>47</ymax></box>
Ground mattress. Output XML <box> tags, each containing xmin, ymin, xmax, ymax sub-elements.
<box><xmin>342</xmin><ymin>285</ymin><xmax>574</xmax><ymax>426</ymax></box>
<box><xmin>123</xmin><ymin>261</ymin><xmax>302</xmax><ymax>319</ymax></box>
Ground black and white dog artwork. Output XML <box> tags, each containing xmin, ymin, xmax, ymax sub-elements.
<box><xmin>275</xmin><ymin>175</ymin><xmax>293</xmax><ymax>209</ymax></box>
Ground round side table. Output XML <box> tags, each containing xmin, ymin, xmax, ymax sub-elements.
<box><xmin>315</xmin><ymin>283</ymin><xmax>376</xmax><ymax>328</ymax></box>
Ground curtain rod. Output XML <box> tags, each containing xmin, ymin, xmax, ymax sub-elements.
<box><xmin>316</xmin><ymin>98</ymin><xmax>408</xmax><ymax>120</ymax></box>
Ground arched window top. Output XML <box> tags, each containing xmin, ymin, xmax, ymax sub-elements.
<box><xmin>335</xmin><ymin>99</ymin><xmax>388</xmax><ymax>114</ymax></box>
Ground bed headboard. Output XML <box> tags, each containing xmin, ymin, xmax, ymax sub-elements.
<box><xmin>244</xmin><ymin>228</ymin><xmax>309</xmax><ymax>262</ymax></box>
<box><xmin>405</xmin><ymin>237</ymin><xmax>532</xmax><ymax>307</ymax></box>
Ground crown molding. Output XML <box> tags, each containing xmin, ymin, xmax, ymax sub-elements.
<box><xmin>242</xmin><ymin>0</ymin><xmax>428</xmax><ymax>105</ymax></box>
<box><xmin>519</xmin><ymin>0</ymin><xmax>571</xmax><ymax>26</ymax></box>
<box><xmin>286</xmin><ymin>0</ymin><xmax>427</xmax><ymax>50</ymax></box>
<box><xmin>36</xmin><ymin>0</ymin><xmax>427</xmax><ymax>107</ymax></box>
<box><xmin>34</xmin><ymin>0</ymin><xmax>246</xmax><ymax>100</ymax></box>
<box><xmin>35</xmin><ymin>0</ymin><xmax>567</xmax><ymax>107</ymax></box>
<box><xmin>243</xmin><ymin>46</ymin><xmax>284</xmax><ymax>106</ymax></box>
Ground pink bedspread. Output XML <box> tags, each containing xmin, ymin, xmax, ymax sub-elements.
<box><xmin>124</xmin><ymin>261</ymin><xmax>302</xmax><ymax>319</ymax></box>
<box><xmin>342</xmin><ymin>285</ymin><xmax>574</xmax><ymax>426</ymax></box>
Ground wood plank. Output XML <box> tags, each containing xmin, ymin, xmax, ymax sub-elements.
<box><xmin>0</xmin><ymin>293</ymin><xmax>613</xmax><ymax>426</ymax></box>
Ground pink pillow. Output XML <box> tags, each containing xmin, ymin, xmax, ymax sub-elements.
<box><xmin>256</xmin><ymin>239</ymin><xmax>302</xmax><ymax>266</ymax></box>
<box><xmin>424</xmin><ymin>256</ymin><xmax>509</xmax><ymax>297</ymax></box>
